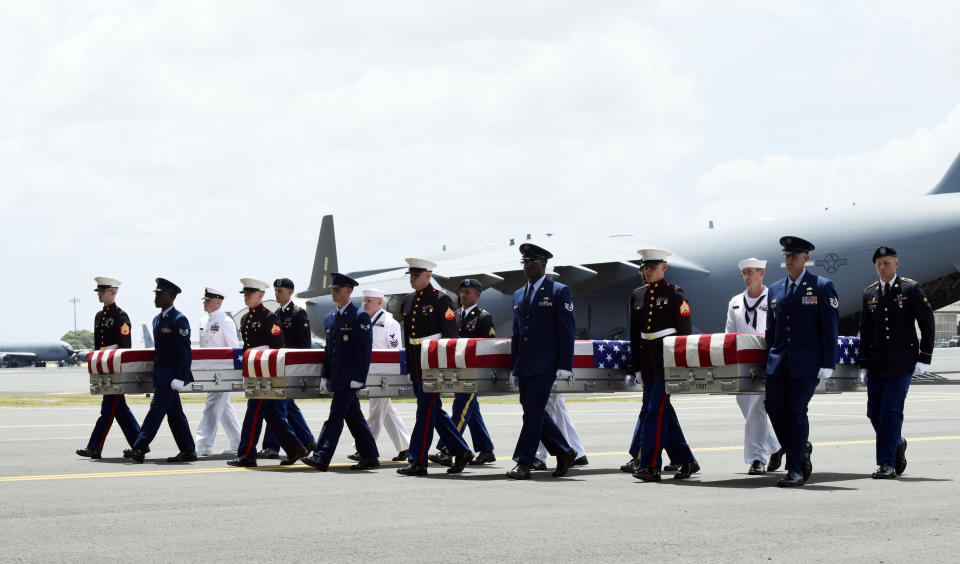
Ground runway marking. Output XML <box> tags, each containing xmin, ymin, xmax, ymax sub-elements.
<box><xmin>2</xmin><ymin>436</ymin><xmax>958</xmax><ymax>484</ymax></box>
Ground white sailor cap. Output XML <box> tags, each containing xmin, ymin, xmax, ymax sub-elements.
<box><xmin>94</xmin><ymin>277</ymin><xmax>121</xmax><ymax>291</ymax></box>
<box><xmin>737</xmin><ymin>258</ymin><xmax>767</xmax><ymax>271</ymax></box>
<box><xmin>362</xmin><ymin>288</ymin><xmax>385</xmax><ymax>299</ymax></box>
<box><xmin>203</xmin><ymin>287</ymin><xmax>226</xmax><ymax>300</ymax></box>
<box><xmin>637</xmin><ymin>249</ymin><xmax>672</xmax><ymax>264</ymax></box>
<box><xmin>239</xmin><ymin>278</ymin><xmax>269</xmax><ymax>293</ymax></box>
<box><xmin>405</xmin><ymin>257</ymin><xmax>437</xmax><ymax>273</ymax></box>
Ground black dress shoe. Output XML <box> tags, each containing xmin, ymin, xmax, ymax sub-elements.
<box><xmin>767</xmin><ymin>448</ymin><xmax>785</xmax><ymax>472</ymax></box>
<box><xmin>448</xmin><ymin>451</ymin><xmax>475</xmax><ymax>474</ymax></box>
<box><xmin>872</xmin><ymin>463</ymin><xmax>898</xmax><ymax>479</ymax></box>
<box><xmin>506</xmin><ymin>464</ymin><xmax>531</xmax><ymax>480</ymax></box>
<box><xmin>620</xmin><ymin>459</ymin><xmax>640</xmax><ymax>473</ymax></box>
<box><xmin>392</xmin><ymin>450</ymin><xmax>409</xmax><ymax>462</ymax></box>
<box><xmin>257</xmin><ymin>448</ymin><xmax>280</xmax><ymax>460</ymax></box>
<box><xmin>122</xmin><ymin>448</ymin><xmax>135</xmax><ymax>459</ymax></box>
<box><xmin>128</xmin><ymin>448</ymin><xmax>145</xmax><ymax>464</ymax></box>
<box><xmin>227</xmin><ymin>457</ymin><xmax>257</xmax><ymax>467</ymax></box>
<box><xmin>664</xmin><ymin>462</ymin><xmax>681</xmax><ymax>472</ymax></box>
<box><xmin>397</xmin><ymin>463</ymin><xmax>428</xmax><ymax>476</ymax></box>
<box><xmin>301</xmin><ymin>455</ymin><xmax>329</xmax><ymax>471</ymax></box>
<box><xmin>531</xmin><ymin>459</ymin><xmax>548</xmax><ymax>471</ymax></box>
<box><xmin>895</xmin><ymin>439</ymin><xmax>907</xmax><ymax>475</ymax></box>
<box><xmin>469</xmin><ymin>451</ymin><xmax>496</xmax><ymax>465</ymax></box>
<box><xmin>802</xmin><ymin>442</ymin><xmax>813</xmax><ymax>482</ymax></box>
<box><xmin>777</xmin><ymin>471</ymin><xmax>804</xmax><ymax>487</ymax></box>
<box><xmin>633</xmin><ymin>466</ymin><xmax>661</xmax><ymax>482</ymax></box>
<box><xmin>748</xmin><ymin>460</ymin><xmax>766</xmax><ymax>475</ymax></box>
<box><xmin>351</xmin><ymin>457</ymin><xmax>380</xmax><ymax>470</ymax></box>
<box><xmin>674</xmin><ymin>460</ymin><xmax>700</xmax><ymax>480</ymax></box>
<box><xmin>76</xmin><ymin>448</ymin><xmax>101</xmax><ymax>459</ymax></box>
<box><xmin>280</xmin><ymin>447</ymin><xmax>308</xmax><ymax>466</ymax></box>
<box><xmin>347</xmin><ymin>451</ymin><xmax>361</xmax><ymax>462</ymax></box>
<box><xmin>428</xmin><ymin>452</ymin><xmax>453</xmax><ymax>467</ymax></box>
<box><xmin>166</xmin><ymin>451</ymin><xmax>198</xmax><ymax>463</ymax></box>
<box><xmin>552</xmin><ymin>449</ymin><xmax>577</xmax><ymax>478</ymax></box>
<box><xmin>573</xmin><ymin>456</ymin><xmax>589</xmax><ymax>466</ymax></box>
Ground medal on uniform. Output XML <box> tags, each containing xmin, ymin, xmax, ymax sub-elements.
<box><xmin>343</xmin><ymin>335</ymin><xmax>349</xmax><ymax>342</ymax></box>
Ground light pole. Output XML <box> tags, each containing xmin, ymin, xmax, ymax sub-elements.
<box><xmin>69</xmin><ymin>298</ymin><xmax>80</xmax><ymax>347</ymax></box>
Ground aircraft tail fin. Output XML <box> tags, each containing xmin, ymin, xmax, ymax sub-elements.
<box><xmin>297</xmin><ymin>215</ymin><xmax>339</xmax><ymax>298</ymax></box>
<box><xmin>928</xmin><ymin>153</ymin><xmax>960</xmax><ymax>195</ymax></box>
<box><xmin>142</xmin><ymin>324</ymin><xmax>154</xmax><ymax>348</ymax></box>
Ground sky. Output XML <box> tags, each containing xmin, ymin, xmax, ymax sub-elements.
<box><xmin>2</xmin><ymin>1</ymin><xmax>959</xmax><ymax>342</ymax></box>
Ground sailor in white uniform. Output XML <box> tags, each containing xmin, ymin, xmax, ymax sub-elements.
<box><xmin>724</xmin><ymin>258</ymin><xmax>783</xmax><ymax>474</ymax></box>
<box><xmin>348</xmin><ymin>288</ymin><xmax>411</xmax><ymax>462</ymax></box>
<box><xmin>534</xmin><ymin>268</ymin><xmax>588</xmax><ymax>470</ymax></box>
<box><xmin>194</xmin><ymin>287</ymin><xmax>243</xmax><ymax>456</ymax></box>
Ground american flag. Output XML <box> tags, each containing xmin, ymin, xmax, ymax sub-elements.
<box><xmin>592</xmin><ymin>340</ymin><xmax>631</xmax><ymax>369</ymax></box>
<box><xmin>836</xmin><ymin>336</ymin><xmax>860</xmax><ymax>365</ymax></box>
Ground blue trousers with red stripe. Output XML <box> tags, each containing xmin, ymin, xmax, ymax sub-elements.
<box><xmin>639</xmin><ymin>378</ymin><xmax>694</xmax><ymax>470</ymax></box>
<box><xmin>436</xmin><ymin>393</ymin><xmax>495</xmax><ymax>454</ymax></box>
<box><xmin>866</xmin><ymin>372</ymin><xmax>911</xmax><ymax>466</ymax></box>
<box><xmin>313</xmin><ymin>391</ymin><xmax>379</xmax><ymax>463</ymax></box>
<box><xmin>236</xmin><ymin>399</ymin><xmax>303</xmax><ymax>461</ymax></box>
<box><xmin>512</xmin><ymin>373</ymin><xmax>572</xmax><ymax>467</ymax></box>
<box><xmin>86</xmin><ymin>394</ymin><xmax>141</xmax><ymax>454</ymax></box>
<box><xmin>131</xmin><ymin>387</ymin><xmax>195</xmax><ymax>454</ymax></box>
<box><xmin>262</xmin><ymin>399</ymin><xmax>315</xmax><ymax>451</ymax></box>
<box><xmin>408</xmin><ymin>383</ymin><xmax>469</xmax><ymax>465</ymax></box>
<box><xmin>764</xmin><ymin>373</ymin><xmax>818</xmax><ymax>474</ymax></box>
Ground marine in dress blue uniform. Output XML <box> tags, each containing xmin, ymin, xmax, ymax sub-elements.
<box><xmin>77</xmin><ymin>277</ymin><xmax>141</xmax><ymax>459</ymax></box>
<box><xmin>859</xmin><ymin>246</ymin><xmax>935</xmax><ymax>479</ymax></box>
<box><xmin>431</xmin><ymin>278</ymin><xmax>497</xmax><ymax>466</ymax></box>
<box><xmin>506</xmin><ymin>244</ymin><xmax>578</xmax><ymax>480</ymax></box>
<box><xmin>764</xmin><ymin>236</ymin><xmax>839</xmax><ymax>487</ymax></box>
<box><xmin>629</xmin><ymin>249</ymin><xmax>699</xmax><ymax>482</ymax></box>
<box><xmin>126</xmin><ymin>279</ymin><xmax>196</xmax><ymax>463</ymax></box>
<box><xmin>260</xmin><ymin>277</ymin><xmax>316</xmax><ymax>458</ymax></box>
<box><xmin>396</xmin><ymin>258</ymin><xmax>475</xmax><ymax>476</ymax></box>
<box><xmin>301</xmin><ymin>273</ymin><xmax>380</xmax><ymax>471</ymax></box>
<box><xmin>227</xmin><ymin>278</ymin><xmax>308</xmax><ymax>468</ymax></box>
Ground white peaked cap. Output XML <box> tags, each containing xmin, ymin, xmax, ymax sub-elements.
<box><xmin>204</xmin><ymin>287</ymin><xmax>226</xmax><ymax>299</ymax></box>
<box><xmin>637</xmin><ymin>249</ymin><xmax>672</xmax><ymax>262</ymax></box>
<box><xmin>239</xmin><ymin>278</ymin><xmax>269</xmax><ymax>292</ymax></box>
<box><xmin>405</xmin><ymin>257</ymin><xmax>437</xmax><ymax>271</ymax></box>
<box><xmin>362</xmin><ymin>288</ymin><xmax>385</xmax><ymax>299</ymax></box>
<box><xmin>95</xmin><ymin>277</ymin><xmax>121</xmax><ymax>287</ymax></box>
<box><xmin>737</xmin><ymin>258</ymin><xmax>767</xmax><ymax>270</ymax></box>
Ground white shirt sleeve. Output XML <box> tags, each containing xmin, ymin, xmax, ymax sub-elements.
<box><xmin>219</xmin><ymin>315</ymin><xmax>240</xmax><ymax>348</ymax></box>
<box><xmin>385</xmin><ymin>316</ymin><xmax>403</xmax><ymax>350</ymax></box>
<box><xmin>725</xmin><ymin>295</ymin><xmax>738</xmax><ymax>333</ymax></box>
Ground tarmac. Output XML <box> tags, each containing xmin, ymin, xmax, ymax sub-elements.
<box><xmin>0</xmin><ymin>353</ymin><xmax>958</xmax><ymax>562</ymax></box>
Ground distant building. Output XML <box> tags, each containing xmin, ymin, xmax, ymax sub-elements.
<box><xmin>934</xmin><ymin>300</ymin><xmax>960</xmax><ymax>340</ymax></box>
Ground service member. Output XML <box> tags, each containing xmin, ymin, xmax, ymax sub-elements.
<box><xmin>429</xmin><ymin>278</ymin><xmax>496</xmax><ymax>466</ymax></box>
<box><xmin>629</xmin><ymin>249</ymin><xmax>699</xmax><ymax>482</ymax></box>
<box><xmin>859</xmin><ymin>246</ymin><xmax>935</xmax><ymax>479</ymax></box>
<box><xmin>227</xmin><ymin>278</ymin><xmax>308</xmax><ymax>467</ymax></box>
<box><xmin>396</xmin><ymin>258</ymin><xmax>475</xmax><ymax>476</ymax></box>
<box><xmin>194</xmin><ymin>287</ymin><xmax>242</xmax><ymax>456</ymax></box>
<box><xmin>724</xmin><ymin>258</ymin><xmax>782</xmax><ymax>474</ymax></box>
<box><xmin>506</xmin><ymin>244</ymin><xmax>578</xmax><ymax>480</ymax></box>
<box><xmin>125</xmin><ymin>278</ymin><xmax>196</xmax><ymax>463</ymax></box>
<box><xmin>77</xmin><ymin>277</ymin><xmax>140</xmax><ymax>459</ymax></box>
<box><xmin>302</xmin><ymin>274</ymin><xmax>380</xmax><ymax>471</ymax></box>
<box><xmin>259</xmin><ymin>278</ymin><xmax>315</xmax><ymax>458</ymax></box>
<box><xmin>348</xmin><ymin>288</ymin><xmax>410</xmax><ymax>462</ymax></box>
<box><xmin>764</xmin><ymin>236</ymin><xmax>839</xmax><ymax>487</ymax></box>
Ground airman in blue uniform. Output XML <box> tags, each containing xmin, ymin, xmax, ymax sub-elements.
<box><xmin>765</xmin><ymin>236</ymin><xmax>839</xmax><ymax>487</ymax></box>
<box><xmin>302</xmin><ymin>273</ymin><xmax>380</xmax><ymax>471</ymax></box>
<box><xmin>125</xmin><ymin>278</ymin><xmax>196</xmax><ymax>463</ymax></box>
<box><xmin>506</xmin><ymin>244</ymin><xmax>578</xmax><ymax>480</ymax></box>
<box><xmin>77</xmin><ymin>277</ymin><xmax>140</xmax><ymax>460</ymax></box>
<box><xmin>859</xmin><ymin>246</ymin><xmax>935</xmax><ymax>479</ymax></box>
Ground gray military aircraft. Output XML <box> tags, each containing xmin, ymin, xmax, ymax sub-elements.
<box><xmin>0</xmin><ymin>341</ymin><xmax>82</xmax><ymax>367</ymax></box>
<box><xmin>297</xmin><ymin>153</ymin><xmax>960</xmax><ymax>339</ymax></box>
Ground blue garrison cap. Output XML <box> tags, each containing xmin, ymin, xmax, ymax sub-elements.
<box><xmin>329</xmin><ymin>272</ymin><xmax>359</xmax><ymax>288</ymax></box>
<box><xmin>153</xmin><ymin>277</ymin><xmax>182</xmax><ymax>294</ymax></box>
<box><xmin>519</xmin><ymin>243</ymin><xmax>553</xmax><ymax>261</ymax></box>
<box><xmin>872</xmin><ymin>246</ymin><xmax>898</xmax><ymax>262</ymax></box>
<box><xmin>779</xmin><ymin>236</ymin><xmax>815</xmax><ymax>255</ymax></box>
<box><xmin>459</xmin><ymin>278</ymin><xmax>483</xmax><ymax>291</ymax></box>
<box><xmin>273</xmin><ymin>278</ymin><xmax>295</xmax><ymax>290</ymax></box>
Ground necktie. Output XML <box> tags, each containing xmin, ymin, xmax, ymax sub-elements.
<box><xmin>786</xmin><ymin>282</ymin><xmax>796</xmax><ymax>300</ymax></box>
<box><xmin>336</xmin><ymin>310</ymin><xmax>342</xmax><ymax>323</ymax></box>
<box><xmin>743</xmin><ymin>294</ymin><xmax>765</xmax><ymax>329</ymax></box>
<box><xmin>883</xmin><ymin>282</ymin><xmax>890</xmax><ymax>297</ymax></box>
<box><xmin>522</xmin><ymin>284</ymin><xmax>531</xmax><ymax>307</ymax></box>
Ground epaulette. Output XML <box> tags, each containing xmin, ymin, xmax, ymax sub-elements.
<box><xmin>865</xmin><ymin>281</ymin><xmax>879</xmax><ymax>290</ymax></box>
<box><xmin>901</xmin><ymin>277</ymin><xmax>917</xmax><ymax>285</ymax></box>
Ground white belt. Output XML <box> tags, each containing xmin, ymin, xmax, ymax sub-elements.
<box><xmin>409</xmin><ymin>333</ymin><xmax>441</xmax><ymax>346</ymax></box>
<box><xmin>639</xmin><ymin>328</ymin><xmax>676</xmax><ymax>340</ymax></box>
